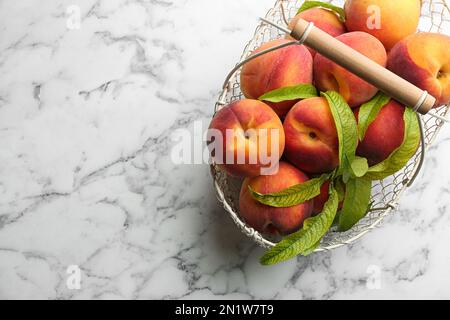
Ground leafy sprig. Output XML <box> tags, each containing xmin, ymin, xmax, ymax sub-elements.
<box><xmin>258</xmin><ymin>84</ymin><xmax>318</xmax><ymax>103</ymax></box>
<box><xmin>296</xmin><ymin>1</ymin><xmax>346</xmax><ymax>22</ymax></box>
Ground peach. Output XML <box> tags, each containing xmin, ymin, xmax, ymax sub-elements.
<box><xmin>312</xmin><ymin>181</ymin><xmax>345</xmax><ymax>216</ymax></box>
<box><xmin>344</xmin><ymin>0</ymin><xmax>421</xmax><ymax>51</ymax></box>
<box><xmin>208</xmin><ymin>99</ymin><xmax>285</xmax><ymax>178</ymax></box>
<box><xmin>240</xmin><ymin>39</ymin><xmax>313</xmax><ymax>117</ymax></box>
<box><xmin>314</xmin><ymin>31</ymin><xmax>387</xmax><ymax>107</ymax></box>
<box><xmin>239</xmin><ymin>161</ymin><xmax>313</xmax><ymax>235</ymax></box>
<box><xmin>355</xmin><ymin>100</ymin><xmax>405</xmax><ymax>167</ymax></box>
<box><xmin>387</xmin><ymin>33</ymin><xmax>450</xmax><ymax>107</ymax></box>
<box><xmin>287</xmin><ymin>8</ymin><xmax>346</xmax><ymax>57</ymax></box>
<box><xmin>313</xmin><ymin>181</ymin><xmax>332</xmax><ymax>215</ymax></box>
<box><xmin>283</xmin><ymin>97</ymin><xmax>339</xmax><ymax>174</ymax></box>
<box><xmin>313</xmin><ymin>181</ymin><xmax>345</xmax><ymax>215</ymax></box>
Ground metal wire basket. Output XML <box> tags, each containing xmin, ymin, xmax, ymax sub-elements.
<box><xmin>210</xmin><ymin>0</ymin><xmax>450</xmax><ymax>252</ymax></box>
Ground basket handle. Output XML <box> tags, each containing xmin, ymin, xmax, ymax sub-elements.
<box><xmin>291</xmin><ymin>19</ymin><xmax>436</xmax><ymax>114</ymax></box>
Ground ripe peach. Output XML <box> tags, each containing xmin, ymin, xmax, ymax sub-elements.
<box><xmin>344</xmin><ymin>0</ymin><xmax>421</xmax><ymax>51</ymax></box>
<box><xmin>313</xmin><ymin>181</ymin><xmax>332</xmax><ymax>215</ymax></box>
<box><xmin>283</xmin><ymin>97</ymin><xmax>339</xmax><ymax>174</ymax></box>
<box><xmin>355</xmin><ymin>100</ymin><xmax>405</xmax><ymax>167</ymax></box>
<box><xmin>314</xmin><ymin>31</ymin><xmax>387</xmax><ymax>107</ymax></box>
<box><xmin>387</xmin><ymin>33</ymin><xmax>450</xmax><ymax>107</ymax></box>
<box><xmin>287</xmin><ymin>7</ymin><xmax>346</xmax><ymax>57</ymax></box>
<box><xmin>208</xmin><ymin>99</ymin><xmax>285</xmax><ymax>178</ymax></box>
<box><xmin>239</xmin><ymin>162</ymin><xmax>313</xmax><ymax>235</ymax></box>
<box><xmin>240</xmin><ymin>39</ymin><xmax>313</xmax><ymax>117</ymax></box>
<box><xmin>313</xmin><ymin>181</ymin><xmax>345</xmax><ymax>215</ymax></box>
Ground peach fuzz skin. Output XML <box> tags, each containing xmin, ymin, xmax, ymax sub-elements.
<box><xmin>314</xmin><ymin>31</ymin><xmax>387</xmax><ymax>108</ymax></box>
<box><xmin>387</xmin><ymin>33</ymin><xmax>450</xmax><ymax>108</ymax></box>
<box><xmin>239</xmin><ymin>162</ymin><xmax>313</xmax><ymax>235</ymax></box>
<box><xmin>283</xmin><ymin>97</ymin><xmax>339</xmax><ymax>174</ymax></box>
<box><xmin>286</xmin><ymin>7</ymin><xmax>346</xmax><ymax>57</ymax></box>
<box><xmin>344</xmin><ymin>0</ymin><xmax>421</xmax><ymax>51</ymax></box>
<box><xmin>313</xmin><ymin>181</ymin><xmax>332</xmax><ymax>215</ymax></box>
<box><xmin>313</xmin><ymin>181</ymin><xmax>344</xmax><ymax>215</ymax></box>
<box><xmin>240</xmin><ymin>39</ymin><xmax>313</xmax><ymax>117</ymax></box>
<box><xmin>208</xmin><ymin>99</ymin><xmax>285</xmax><ymax>178</ymax></box>
<box><xmin>355</xmin><ymin>100</ymin><xmax>405</xmax><ymax>167</ymax></box>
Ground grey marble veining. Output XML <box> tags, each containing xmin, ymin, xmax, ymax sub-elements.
<box><xmin>0</xmin><ymin>0</ymin><xmax>450</xmax><ymax>300</ymax></box>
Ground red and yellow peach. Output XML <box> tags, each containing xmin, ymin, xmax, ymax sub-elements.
<box><xmin>387</xmin><ymin>32</ymin><xmax>450</xmax><ymax>108</ymax></box>
<box><xmin>314</xmin><ymin>31</ymin><xmax>387</xmax><ymax>108</ymax></box>
<box><xmin>287</xmin><ymin>7</ymin><xmax>346</xmax><ymax>57</ymax></box>
<box><xmin>283</xmin><ymin>97</ymin><xmax>339</xmax><ymax>174</ymax></box>
<box><xmin>344</xmin><ymin>0</ymin><xmax>421</xmax><ymax>51</ymax></box>
<box><xmin>355</xmin><ymin>100</ymin><xmax>406</xmax><ymax>166</ymax></box>
<box><xmin>240</xmin><ymin>39</ymin><xmax>313</xmax><ymax>117</ymax></box>
<box><xmin>239</xmin><ymin>162</ymin><xmax>313</xmax><ymax>235</ymax></box>
<box><xmin>208</xmin><ymin>99</ymin><xmax>285</xmax><ymax>178</ymax></box>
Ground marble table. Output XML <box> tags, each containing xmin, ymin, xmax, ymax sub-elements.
<box><xmin>0</xmin><ymin>0</ymin><xmax>450</xmax><ymax>300</ymax></box>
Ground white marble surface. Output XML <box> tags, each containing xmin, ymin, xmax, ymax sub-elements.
<box><xmin>0</xmin><ymin>0</ymin><xmax>450</xmax><ymax>300</ymax></box>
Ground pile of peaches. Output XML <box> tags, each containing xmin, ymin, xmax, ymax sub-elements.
<box><xmin>209</xmin><ymin>0</ymin><xmax>450</xmax><ymax>264</ymax></box>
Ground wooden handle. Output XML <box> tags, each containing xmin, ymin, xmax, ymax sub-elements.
<box><xmin>291</xmin><ymin>19</ymin><xmax>436</xmax><ymax>114</ymax></box>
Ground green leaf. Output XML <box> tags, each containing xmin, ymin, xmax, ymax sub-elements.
<box><xmin>342</xmin><ymin>170</ymin><xmax>352</xmax><ymax>184</ymax></box>
<box><xmin>332</xmin><ymin>211</ymin><xmax>341</xmax><ymax>227</ymax></box>
<box><xmin>358</xmin><ymin>93</ymin><xmax>391</xmax><ymax>141</ymax></box>
<box><xmin>302</xmin><ymin>241</ymin><xmax>321</xmax><ymax>256</ymax></box>
<box><xmin>338</xmin><ymin>177</ymin><xmax>372</xmax><ymax>232</ymax></box>
<box><xmin>350</xmin><ymin>156</ymin><xmax>369</xmax><ymax>178</ymax></box>
<box><xmin>334</xmin><ymin>177</ymin><xmax>346</xmax><ymax>202</ymax></box>
<box><xmin>365</xmin><ymin>108</ymin><xmax>420</xmax><ymax>181</ymax></box>
<box><xmin>260</xmin><ymin>186</ymin><xmax>339</xmax><ymax>265</ymax></box>
<box><xmin>322</xmin><ymin>91</ymin><xmax>358</xmax><ymax>176</ymax></box>
<box><xmin>249</xmin><ymin>174</ymin><xmax>329</xmax><ymax>208</ymax></box>
<box><xmin>258</xmin><ymin>84</ymin><xmax>318</xmax><ymax>103</ymax></box>
<box><xmin>297</xmin><ymin>1</ymin><xmax>346</xmax><ymax>22</ymax></box>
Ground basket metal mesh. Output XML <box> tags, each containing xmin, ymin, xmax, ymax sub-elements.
<box><xmin>211</xmin><ymin>0</ymin><xmax>450</xmax><ymax>251</ymax></box>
